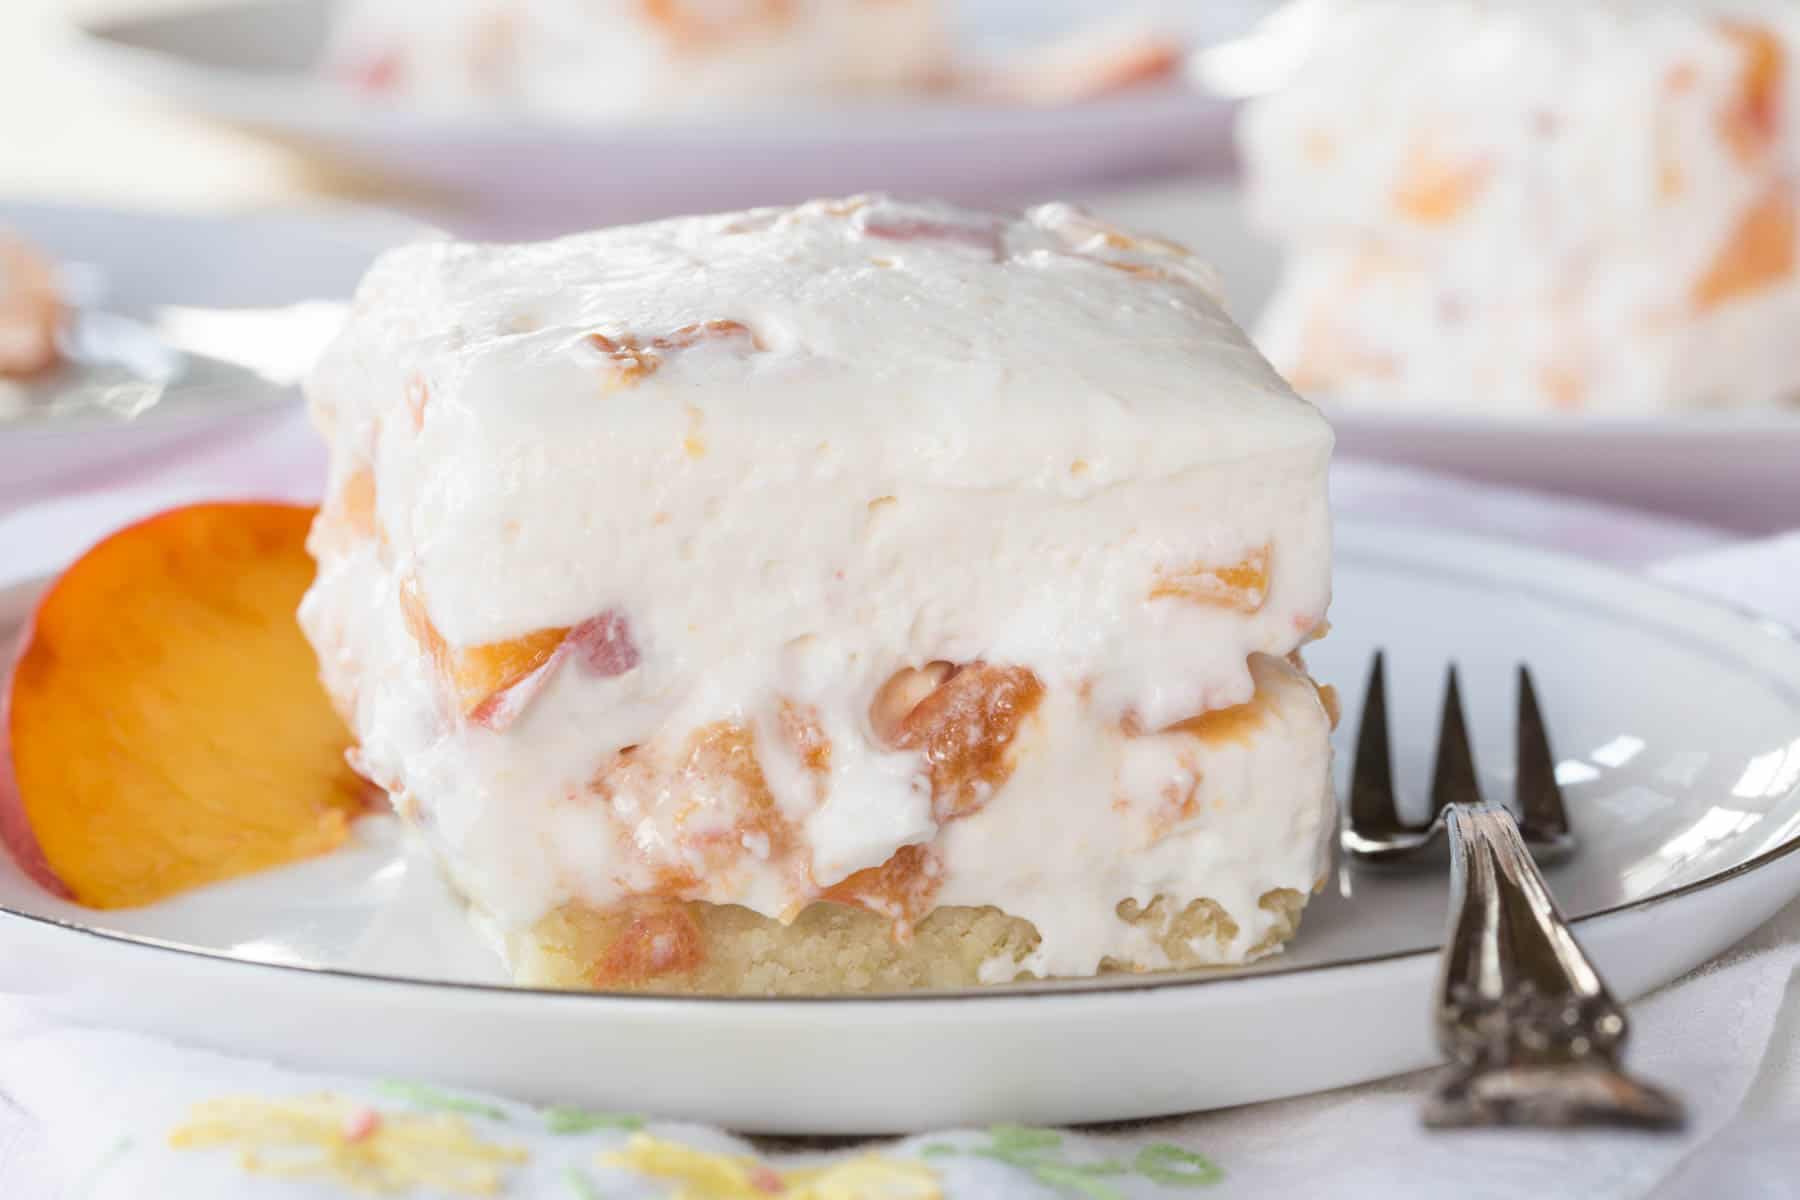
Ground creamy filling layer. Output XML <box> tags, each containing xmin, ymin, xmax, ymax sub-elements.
<box><xmin>306</xmin><ymin>529</ymin><xmax>1332</xmax><ymax>981</ymax></box>
<box><xmin>298</xmin><ymin>197</ymin><xmax>1336</xmax><ymax>983</ymax></box>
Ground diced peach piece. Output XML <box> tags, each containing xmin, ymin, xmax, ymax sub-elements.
<box><xmin>1692</xmin><ymin>188</ymin><xmax>1795</xmax><ymax>309</ymax></box>
<box><xmin>1539</xmin><ymin>365</ymin><xmax>1587</xmax><ymax>412</ymax></box>
<box><xmin>821</xmin><ymin>843</ymin><xmax>940</xmax><ymax>933</ymax></box>
<box><xmin>591</xmin><ymin>900</ymin><xmax>705</xmax><ymax>986</ymax></box>
<box><xmin>0</xmin><ymin>231</ymin><xmax>63</xmax><ymax>378</ymax></box>
<box><xmin>638</xmin><ymin>0</ymin><xmax>793</xmax><ymax>49</ymax></box>
<box><xmin>1150</xmin><ymin>545</ymin><xmax>1271</xmax><ymax>612</ymax></box>
<box><xmin>569</xmin><ymin>611</ymin><xmax>640</xmax><ymax>676</ymax></box>
<box><xmin>1392</xmin><ymin>143</ymin><xmax>1488</xmax><ymax>225</ymax></box>
<box><xmin>780</xmin><ymin>700</ymin><xmax>831</xmax><ymax>774</ymax></box>
<box><xmin>0</xmin><ymin>503</ymin><xmax>367</xmax><ymax>909</ymax></box>
<box><xmin>679</xmin><ymin>722</ymin><xmax>795</xmax><ymax>867</ymax></box>
<box><xmin>309</xmin><ymin>467</ymin><xmax>379</xmax><ymax>559</ymax></box>
<box><xmin>1316</xmin><ymin>682</ymin><xmax>1341</xmax><ymax>730</ymax></box>
<box><xmin>399</xmin><ymin>589</ymin><xmax>640</xmax><ymax>730</ymax></box>
<box><xmin>1147</xmin><ymin>771</ymin><xmax>1203</xmax><ymax>841</ymax></box>
<box><xmin>589</xmin><ymin>320</ymin><xmax>763</xmax><ymax>388</ymax></box>
<box><xmin>851</xmin><ymin>208</ymin><xmax>1004</xmax><ymax>257</ymax></box>
<box><xmin>868</xmin><ymin>661</ymin><xmax>954</xmax><ymax>743</ymax></box>
<box><xmin>654</xmin><ymin>319</ymin><xmax>762</xmax><ymax>354</ymax></box>
<box><xmin>888</xmin><ymin>663</ymin><xmax>1044</xmax><ymax>821</ymax></box>
<box><xmin>587</xmin><ymin>333</ymin><xmax>660</xmax><ymax>386</ymax></box>
<box><xmin>1720</xmin><ymin>22</ymin><xmax>1783</xmax><ymax>163</ymax></box>
<box><xmin>404</xmin><ymin>373</ymin><xmax>429</xmax><ymax>432</ymax></box>
<box><xmin>590</xmin><ymin>720</ymin><xmax>799</xmax><ymax>888</ymax></box>
<box><xmin>459</xmin><ymin>628</ymin><xmax>571</xmax><ymax>728</ymax></box>
<box><xmin>338</xmin><ymin>468</ymin><xmax>377</xmax><ymax>537</ymax></box>
<box><xmin>1166</xmin><ymin>690</ymin><xmax>1275</xmax><ymax>748</ymax></box>
<box><xmin>1284</xmin><ymin>647</ymin><xmax>1341</xmax><ymax>730</ymax></box>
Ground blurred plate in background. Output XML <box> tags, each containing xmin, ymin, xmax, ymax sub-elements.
<box><xmin>1095</xmin><ymin>181</ymin><xmax>1800</xmax><ymax>535</ymax></box>
<box><xmin>0</xmin><ymin>201</ymin><xmax>423</xmax><ymax>506</ymax></box>
<box><xmin>66</xmin><ymin>0</ymin><xmax>1263</xmax><ymax>237</ymax></box>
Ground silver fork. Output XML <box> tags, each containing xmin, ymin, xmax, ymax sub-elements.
<box><xmin>1343</xmin><ymin>653</ymin><xmax>1684</xmax><ymax>1130</ymax></box>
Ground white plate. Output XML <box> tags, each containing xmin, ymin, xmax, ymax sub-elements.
<box><xmin>0</xmin><ymin>202</ymin><xmax>422</xmax><ymax>507</ymax></box>
<box><xmin>3</xmin><ymin>521</ymin><xmax>1799</xmax><ymax>1133</ymax></box>
<box><xmin>66</xmin><ymin>0</ymin><xmax>1256</xmax><ymax>237</ymax></box>
<box><xmin>1093</xmin><ymin>182</ymin><xmax>1800</xmax><ymax>534</ymax></box>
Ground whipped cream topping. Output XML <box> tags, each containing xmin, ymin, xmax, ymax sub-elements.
<box><xmin>301</xmin><ymin>197</ymin><xmax>1335</xmax><ymax>981</ymax></box>
<box><xmin>1240</xmin><ymin>0</ymin><xmax>1800</xmax><ymax>414</ymax></box>
<box><xmin>323</xmin><ymin>0</ymin><xmax>946</xmax><ymax>118</ymax></box>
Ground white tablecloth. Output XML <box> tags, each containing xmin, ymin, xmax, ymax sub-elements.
<box><xmin>1</xmin><ymin>414</ymin><xmax>1798</xmax><ymax>1199</ymax></box>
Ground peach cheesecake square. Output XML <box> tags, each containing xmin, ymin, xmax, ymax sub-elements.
<box><xmin>1240</xmin><ymin>2</ymin><xmax>1800</xmax><ymax>415</ymax></box>
<box><xmin>325</xmin><ymin>0</ymin><xmax>947</xmax><ymax>118</ymax></box>
<box><xmin>299</xmin><ymin>196</ymin><xmax>1337</xmax><ymax>994</ymax></box>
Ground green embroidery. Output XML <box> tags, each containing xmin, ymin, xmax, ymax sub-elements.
<box><xmin>924</xmin><ymin>1127</ymin><xmax>1221</xmax><ymax>1195</ymax></box>
<box><xmin>376</xmin><ymin>1080</ymin><xmax>509</xmax><ymax>1122</ymax></box>
<box><xmin>545</xmin><ymin>1106</ymin><xmax>647</xmax><ymax>1134</ymax></box>
<box><xmin>1134</xmin><ymin>1144</ymin><xmax>1224</xmax><ymax>1187</ymax></box>
<box><xmin>989</xmin><ymin>1125</ymin><xmax>1065</xmax><ymax>1155</ymax></box>
<box><xmin>1033</xmin><ymin>1162</ymin><xmax>1131</xmax><ymax>1200</ymax></box>
<box><xmin>563</xmin><ymin>1164</ymin><xmax>604</xmax><ymax>1199</ymax></box>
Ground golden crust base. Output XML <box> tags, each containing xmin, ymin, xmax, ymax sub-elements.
<box><xmin>514</xmin><ymin>889</ymin><xmax>1308</xmax><ymax>996</ymax></box>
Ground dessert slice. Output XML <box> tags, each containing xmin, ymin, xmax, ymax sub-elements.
<box><xmin>326</xmin><ymin>0</ymin><xmax>946</xmax><ymax>118</ymax></box>
<box><xmin>301</xmin><ymin>195</ymin><xmax>1336</xmax><ymax>994</ymax></box>
<box><xmin>1240</xmin><ymin>3</ymin><xmax>1800</xmax><ymax>414</ymax></box>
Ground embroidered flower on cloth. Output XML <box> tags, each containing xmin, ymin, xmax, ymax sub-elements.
<box><xmin>598</xmin><ymin>1133</ymin><xmax>941</xmax><ymax>1199</ymax></box>
<box><xmin>168</xmin><ymin>1094</ymin><xmax>526</xmax><ymax>1195</ymax></box>
<box><xmin>160</xmin><ymin>1085</ymin><xmax>1220</xmax><ymax>1199</ymax></box>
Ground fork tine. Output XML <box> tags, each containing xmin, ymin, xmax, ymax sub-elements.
<box><xmin>1516</xmin><ymin>665</ymin><xmax>1575</xmax><ymax>858</ymax></box>
<box><xmin>1349</xmin><ymin>651</ymin><xmax>1403</xmax><ymax>835</ymax></box>
<box><xmin>1431</xmin><ymin>665</ymin><xmax>1483</xmax><ymax>814</ymax></box>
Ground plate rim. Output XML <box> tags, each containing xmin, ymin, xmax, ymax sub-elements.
<box><xmin>2</xmin><ymin>518</ymin><xmax>1798</xmax><ymax>1006</ymax></box>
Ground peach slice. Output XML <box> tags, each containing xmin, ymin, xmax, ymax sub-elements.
<box><xmin>0</xmin><ymin>502</ymin><xmax>367</xmax><ymax>909</ymax></box>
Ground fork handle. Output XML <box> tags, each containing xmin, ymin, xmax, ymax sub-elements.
<box><xmin>1427</xmin><ymin>802</ymin><xmax>1683</xmax><ymax>1129</ymax></box>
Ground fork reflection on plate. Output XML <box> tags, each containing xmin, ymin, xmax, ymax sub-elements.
<box><xmin>1343</xmin><ymin>653</ymin><xmax>1684</xmax><ymax>1131</ymax></box>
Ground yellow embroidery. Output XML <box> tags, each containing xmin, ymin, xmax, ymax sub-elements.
<box><xmin>600</xmin><ymin>1134</ymin><xmax>941</xmax><ymax>1199</ymax></box>
<box><xmin>170</xmin><ymin>1094</ymin><xmax>526</xmax><ymax>1195</ymax></box>
<box><xmin>784</xmin><ymin>1155</ymin><xmax>943</xmax><ymax>1200</ymax></box>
